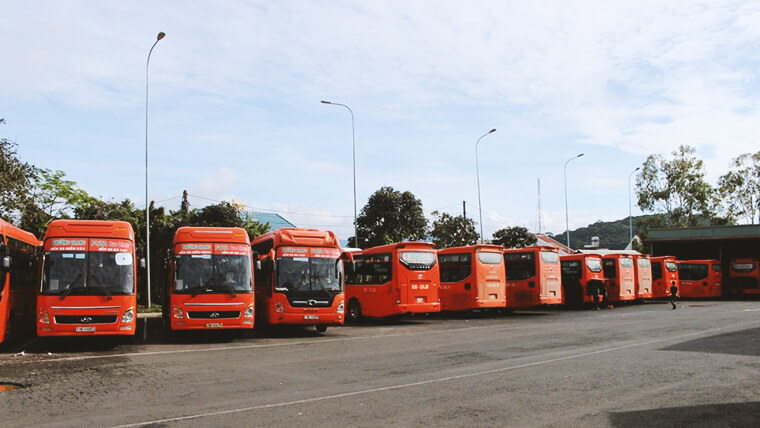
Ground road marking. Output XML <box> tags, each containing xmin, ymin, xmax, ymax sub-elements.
<box><xmin>22</xmin><ymin>323</ymin><xmax>511</xmax><ymax>363</ymax></box>
<box><xmin>108</xmin><ymin>323</ymin><xmax>749</xmax><ymax>428</ymax></box>
<box><xmin>744</xmin><ymin>308</ymin><xmax>760</xmax><ymax>312</ymax></box>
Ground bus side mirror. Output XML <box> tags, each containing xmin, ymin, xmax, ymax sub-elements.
<box><xmin>255</xmin><ymin>260</ymin><xmax>262</xmax><ymax>271</ymax></box>
<box><xmin>140</xmin><ymin>258</ymin><xmax>147</xmax><ymax>269</ymax></box>
<box><xmin>1</xmin><ymin>256</ymin><xmax>10</xmax><ymax>270</ymax></box>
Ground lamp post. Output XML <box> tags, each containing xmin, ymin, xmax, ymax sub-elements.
<box><xmin>563</xmin><ymin>153</ymin><xmax>584</xmax><ymax>250</ymax></box>
<box><xmin>321</xmin><ymin>100</ymin><xmax>358</xmax><ymax>247</ymax></box>
<box><xmin>628</xmin><ymin>167</ymin><xmax>640</xmax><ymax>244</ymax></box>
<box><xmin>145</xmin><ymin>31</ymin><xmax>165</xmax><ymax>307</ymax></box>
<box><xmin>475</xmin><ymin>129</ymin><xmax>497</xmax><ymax>243</ymax></box>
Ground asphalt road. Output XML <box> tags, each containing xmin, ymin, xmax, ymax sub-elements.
<box><xmin>1</xmin><ymin>301</ymin><xmax>759</xmax><ymax>427</ymax></box>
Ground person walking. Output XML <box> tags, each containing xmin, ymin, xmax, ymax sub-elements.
<box><xmin>669</xmin><ymin>280</ymin><xmax>678</xmax><ymax>310</ymax></box>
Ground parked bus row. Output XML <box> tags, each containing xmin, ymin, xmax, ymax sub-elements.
<box><xmin>2</xmin><ymin>218</ymin><xmax>760</xmax><ymax>345</ymax></box>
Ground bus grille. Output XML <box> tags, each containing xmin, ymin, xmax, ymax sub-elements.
<box><xmin>187</xmin><ymin>311</ymin><xmax>240</xmax><ymax>319</ymax></box>
<box><xmin>55</xmin><ymin>315</ymin><xmax>118</xmax><ymax>324</ymax></box>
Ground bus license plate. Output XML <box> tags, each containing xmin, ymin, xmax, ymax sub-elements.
<box><xmin>304</xmin><ymin>315</ymin><xmax>319</xmax><ymax>320</ymax></box>
<box><xmin>206</xmin><ymin>323</ymin><xmax>223</xmax><ymax>328</ymax></box>
<box><xmin>76</xmin><ymin>326</ymin><xmax>96</xmax><ymax>332</ymax></box>
<box><xmin>417</xmin><ymin>297</ymin><xmax>424</xmax><ymax>303</ymax></box>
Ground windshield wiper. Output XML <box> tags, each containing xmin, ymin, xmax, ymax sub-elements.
<box><xmin>59</xmin><ymin>273</ymin><xmax>84</xmax><ymax>301</ymax></box>
<box><xmin>189</xmin><ymin>284</ymin><xmax>207</xmax><ymax>298</ymax></box>
<box><xmin>91</xmin><ymin>275</ymin><xmax>113</xmax><ymax>300</ymax></box>
<box><xmin>218</xmin><ymin>273</ymin><xmax>237</xmax><ymax>297</ymax></box>
<box><xmin>312</xmin><ymin>276</ymin><xmax>334</xmax><ymax>297</ymax></box>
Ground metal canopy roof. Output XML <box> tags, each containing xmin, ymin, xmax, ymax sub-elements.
<box><xmin>647</xmin><ymin>224</ymin><xmax>760</xmax><ymax>241</ymax></box>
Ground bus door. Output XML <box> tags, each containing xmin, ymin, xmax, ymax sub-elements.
<box><xmin>635</xmin><ymin>256</ymin><xmax>652</xmax><ymax>300</ymax></box>
<box><xmin>729</xmin><ymin>259</ymin><xmax>759</xmax><ymax>296</ymax></box>
<box><xmin>475</xmin><ymin>251</ymin><xmax>505</xmax><ymax>305</ymax></box>
<box><xmin>538</xmin><ymin>250</ymin><xmax>562</xmax><ymax>304</ymax></box>
<box><xmin>399</xmin><ymin>251</ymin><xmax>438</xmax><ymax>306</ymax></box>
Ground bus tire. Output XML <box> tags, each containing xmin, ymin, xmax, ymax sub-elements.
<box><xmin>315</xmin><ymin>325</ymin><xmax>328</xmax><ymax>333</ymax></box>
<box><xmin>347</xmin><ymin>299</ymin><xmax>362</xmax><ymax>323</ymax></box>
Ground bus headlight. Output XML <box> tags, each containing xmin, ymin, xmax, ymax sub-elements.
<box><xmin>274</xmin><ymin>301</ymin><xmax>284</xmax><ymax>313</ymax></box>
<box><xmin>172</xmin><ymin>306</ymin><xmax>184</xmax><ymax>319</ymax></box>
<box><xmin>39</xmin><ymin>309</ymin><xmax>50</xmax><ymax>324</ymax></box>
<box><xmin>337</xmin><ymin>301</ymin><xmax>344</xmax><ymax>314</ymax></box>
<box><xmin>121</xmin><ymin>307</ymin><xmax>135</xmax><ymax>324</ymax></box>
<box><xmin>244</xmin><ymin>305</ymin><xmax>254</xmax><ymax>318</ymax></box>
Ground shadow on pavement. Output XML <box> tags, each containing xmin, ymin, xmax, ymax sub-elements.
<box><xmin>661</xmin><ymin>327</ymin><xmax>760</xmax><ymax>357</ymax></box>
<box><xmin>608</xmin><ymin>401</ymin><xmax>760</xmax><ymax>427</ymax></box>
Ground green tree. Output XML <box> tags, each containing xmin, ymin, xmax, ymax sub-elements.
<box><xmin>0</xmin><ymin>118</ymin><xmax>36</xmax><ymax>222</ymax></box>
<box><xmin>355</xmin><ymin>186</ymin><xmax>428</xmax><ymax>248</ymax></box>
<box><xmin>491</xmin><ymin>226</ymin><xmax>536</xmax><ymax>248</ymax></box>
<box><xmin>636</xmin><ymin>145</ymin><xmax>723</xmax><ymax>228</ymax></box>
<box><xmin>429</xmin><ymin>211</ymin><xmax>478</xmax><ymax>248</ymax></box>
<box><xmin>718</xmin><ymin>151</ymin><xmax>760</xmax><ymax>224</ymax></box>
<box><xmin>20</xmin><ymin>169</ymin><xmax>96</xmax><ymax>236</ymax></box>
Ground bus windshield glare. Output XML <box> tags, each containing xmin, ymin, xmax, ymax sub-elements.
<box><xmin>174</xmin><ymin>254</ymin><xmax>253</xmax><ymax>294</ymax></box>
<box><xmin>276</xmin><ymin>257</ymin><xmax>343</xmax><ymax>294</ymax></box>
<box><xmin>399</xmin><ymin>252</ymin><xmax>436</xmax><ymax>270</ymax></box>
<box><xmin>42</xmin><ymin>251</ymin><xmax>134</xmax><ymax>296</ymax></box>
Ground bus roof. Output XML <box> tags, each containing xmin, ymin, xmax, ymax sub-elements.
<box><xmin>0</xmin><ymin>218</ymin><xmax>40</xmax><ymax>246</ymax></box>
<box><xmin>359</xmin><ymin>241</ymin><xmax>436</xmax><ymax>254</ymax></box>
<box><xmin>173</xmin><ymin>226</ymin><xmax>250</xmax><ymax>245</ymax></box>
<box><xmin>43</xmin><ymin>219</ymin><xmax>135</xmax><ymax>240</ymax></box>
<box><xmin>252</xmin><ymin>228</ymin><xmax>340</xmax><ymax>248</ymax></box>
<box><xmin>504</xmin><ymin>245</ymin><xmax>558</xmax><ymax>253</ymax></box>
<box><xmin>438</xmin><ymin>244</ymin><xmax>503</xmax><ymax>254</ymax></box>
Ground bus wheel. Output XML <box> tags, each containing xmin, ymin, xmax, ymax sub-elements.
<box><xmin>347</xmin><ymin>299</ymin><xmax>362</xmax><ymax>323</ymax></box>
<box><xmin>315</xmin><ymin>325</ymin><xmax>328</xmax><ymax>333</ymax></box>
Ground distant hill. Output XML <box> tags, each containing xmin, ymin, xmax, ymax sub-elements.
<box><xmin>550</xmin><ymin>215</ymin><xmax>659</xmax><ymax>250</ymax></box>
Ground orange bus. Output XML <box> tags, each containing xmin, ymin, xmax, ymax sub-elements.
<box><xmin>0</xmin><ymin>219</ymin><xmax>40</xmax><ymax>344</ymax></box>
<box><xmin>252</xmin><ymin>228</ymin><xmax>344</xmax><ymax>332</ymax></box>
<box><xmin>560</xmin><ymin>253</ymin><xmax>605</xmax><ymax>308</ymax></box>
<box><xmin>164</xmin><ymin>227</ymin><xmax>255</xmax><ymax>332</ymax></box>
<box><xmin>437</xmin><ymin>245</ymin><xmax>506</xmax><ymax>312</ymax></box>
<box><xmin>38</xmin><ymin>220</ymin><xmax>138</xmax><ymax>337</ymax></box>
<box><xmin>345</xmin><ymin>242</ymin><xmax>440</xmax><ymax>321</ymax></box>
<box><xmin>677</xmin><ymin>259</ymin><xmax>722</xmax><ymax>298</ymax></box>
<box><xmin>650</xmin><ymin>256</ymin><xmax>679</xmax><ymax>299</ymax></box>
<box><xmin>503</xmin><ymin>246</ymin><xmax>562</xmax><ymax>309</ymax></box>
<box><xmin>727</xmin><ymin>258</ymin><xmax>760</xmax><ymax>296</ymax></box>
<box><xmin>633</xmin><ymin>254</ymin><xmax>653</xmax><ymax>300</ymax></box>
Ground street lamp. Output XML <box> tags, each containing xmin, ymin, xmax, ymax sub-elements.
<box><xmin>321</xmin><ymin>100</ymin><xmax>358</xmax><ymax>247</ymax></box>
<box><xmin>563</xmin><ymin>153</ymin><xmax>584</xmax><ymax>250</ymax></box>
<box><xmin>475</xmin><ymin>128</ymin><xmax>497</xmax><ymax>243</ymax></box>
<box><xmin>145</xmin><ymin>31</ymin><xmax>165</xmax><ymax>307</ymax></box>
<box><xmin>628</xmin><ymin>167</ymin><xmax>640</xmax><ymax>244</ymax></box>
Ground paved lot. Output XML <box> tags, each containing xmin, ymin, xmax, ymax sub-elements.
<box><xmin>1</xmin><ymin>301</ymin><xmax>759</xmax><ymax>427</ymax></box>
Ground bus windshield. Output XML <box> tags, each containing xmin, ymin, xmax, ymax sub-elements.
<box><xmin>174</xmin><ymin>254</ymin><xmax>253</xmax><ymax>294</ymax></box>
<box><xmin>276</xmin><ymin>257</ymin><xmax>343</xmax><ymax>295</ymax></box>
<box><xmin>732</xmin><ymin>262</ymin><xmax>754</xmax><ymax>272</ymax></box>
<box><xmin>42</xmin><ymin>251</ymin><xmax>134</xmax><ymax>296</ymax></box>
<box><xmin>586</xmin><ymin>258</ymin><xmax>602</xmax><ymax>272</ymax></box>
<box><xmin>399</xmin><ymin>252</ymin><xmax>436</xmax><ymax>270</ymax></box>
<box><xmin>477</xmin><ymin>252</ymin><xmax>502</xmax><ymax>265</ymax></box>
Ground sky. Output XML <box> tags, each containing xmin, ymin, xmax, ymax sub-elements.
<box><xmin>2</xmin><ymin>1</ymin><xmax>760</xmax><ymax>244</ymax></box>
